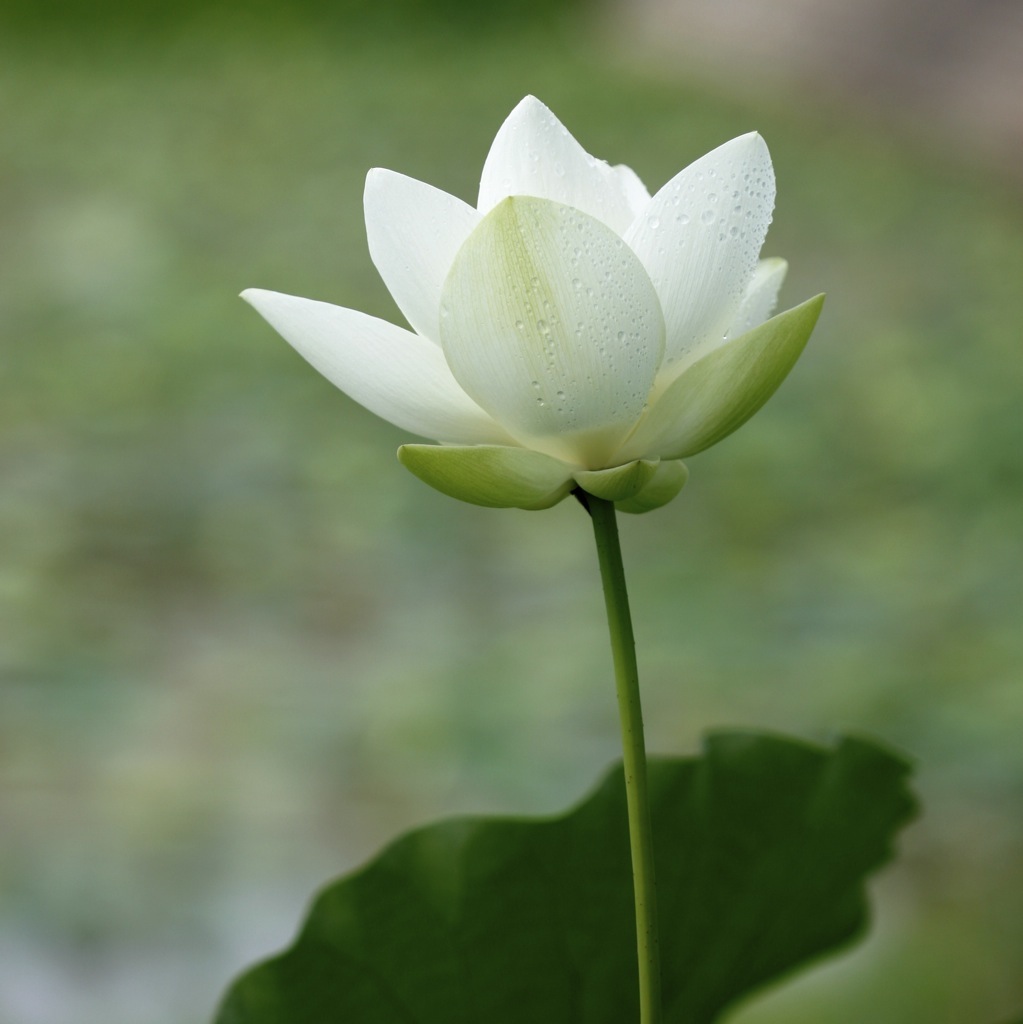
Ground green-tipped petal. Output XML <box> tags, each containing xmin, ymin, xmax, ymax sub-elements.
<box><xmin>618</xmin><ymin>294</ymin><xmax>824</xmax><ymax>462</ymax></box>
<box><xmin>398</xmin><ymin>444</ymin><xmax>574</xmax><ymax>510</ymax></box>
<box><xmin>574</xmin><ymin>460</ymin><xmax>659</xmax><ymax>502</ymax></box>
<box><xmin>615</xmin><ymin>460</ymin><xmax>689</xmax><ymax>514</ymax></box>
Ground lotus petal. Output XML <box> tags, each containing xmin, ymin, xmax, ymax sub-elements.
<box><xmin>242</xmin><ymin>289</ymin><xmax>515</xmax><ymax>445</ymax></box>
<box><xmin>440</xmin><ymin>196</ymin><xmax>664</xmax><ymax>467</ymax></box>
<box><xmin>617</xmin><ymin>295</ymin><xmax>823</xmax><ymax>461</ymax></box>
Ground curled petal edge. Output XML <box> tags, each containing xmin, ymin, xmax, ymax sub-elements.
<box><xmin>398</xmin><ymin>444</ymin><xmax>575</xmax><ymax>510</ymax></box>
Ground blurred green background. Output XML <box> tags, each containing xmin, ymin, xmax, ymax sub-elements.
<box><xmin>2</xmin><ymin>0</ymin><xmax>1022</xmax><ymax>1021</ymax></box>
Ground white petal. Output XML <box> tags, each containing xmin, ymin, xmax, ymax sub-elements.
<box><xmin>725</xmin><ymin>258</ymin><xmax>787</xmax><ymax>341</ymax></box>
<box><xmin>612</xmin><ymin>163</ymin><xmax>652</xmax><ymax>220</ymax></box>
<box><xmin>477</xmin><ymin>96</ymin><xmax>636</xmax><ymax>234</ymax></box>
<box><xmin>242</xmin><ymin>289</ymin><xmax>515</xmax><ymax>446</ymax></box>
<box><xmin>364</xmin><ymin>169</ymin><xmax>480</xmax><ymax>343</ymax></box>
<box><xmin>440</xmin><ymin>197</ymin><xmax>665</xmax><ymax>468</ymax></box>
<box><xmin>625</xmin><ymin>132</ymin><xmax>775</xmax><ymax>372</ymax></box>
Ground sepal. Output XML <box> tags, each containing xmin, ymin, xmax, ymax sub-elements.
<box><xmin>616</xmin><ymin>459</ymin><xmax>689</xmax><ymax>514</ymax></box>
<box><xmin>398</xmin><ymin>444</ymin><xmax>574</xmax><ymax>510</ymax></box>
<box><xmin>574</xmin><ymin>460</ymin><xmax>659</xmax><ymax>502</ymax></box>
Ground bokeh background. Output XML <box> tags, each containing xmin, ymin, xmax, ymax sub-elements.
<box><xmin>2</xmin><ymin>0</ymin><xmax>1022</xmax><ymax>1021</ymax></box>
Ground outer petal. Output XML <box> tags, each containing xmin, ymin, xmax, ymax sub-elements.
<box><xmin>725</xmin><ymin>258</ymin><xmax>788</xmax><ymax>341</ymax></box>
<box><xmin>616</xmin><ymin>460</ymin><xmax>689</xmax><ymax>514</ymax></box>
<box><xmin>615</xmin><ymin>294</ymin><xmax>824</xmax><ymax>462</ymax></box>
<box><xmin>440</xmin><ymin>196</ymin><xmax>665</xmax><ymax>468</ymax></box>
<box><xmin>364</xmin><ymin>169</ymin><xmax>481</xmax><ymax>343</ymax></box>
<box><xmin>624</xmin><ymin>133</ymin><xmax>775</xmax><ymax>372</ymax></box>
<box><xmin>243</xmin><ymin>289</ymin><xmax>515</xmax><ymax>446</ymax></box>
<box><xmin>398</xmin><ymin>444</ymin><xmax>574</xmax><ymax>510</ymax></box>
<box><xmin>478</xmin><ymin>96</ymin><xmax>637</xmax><ymax>234</ymax></box>
<box><xmin>574</xmin><ymin>459</ymin><xmax>659</xmax><ymax>502</ymax></box>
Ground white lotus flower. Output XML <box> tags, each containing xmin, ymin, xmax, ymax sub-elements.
<box><xmin>244</xmin><ymin>96</ymin><xmax>822</xmax><ymax>512</ymax></box>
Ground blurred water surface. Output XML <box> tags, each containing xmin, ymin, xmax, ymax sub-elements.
<box><xmin>1</xmin><ymin>8</ymin><xmax>1022</xmax><ymax>1023</ymax></box>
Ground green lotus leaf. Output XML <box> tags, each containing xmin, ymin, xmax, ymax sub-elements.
<box><xmin>215</xmin><ymin>731</ymin><xmax>916</xmax><ymax>1024</ymax></box>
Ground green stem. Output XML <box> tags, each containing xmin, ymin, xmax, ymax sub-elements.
<box><xmin>586</xmin><ymin>493</ymin><xmax>662</xmax><ymax>1024</ymax></box>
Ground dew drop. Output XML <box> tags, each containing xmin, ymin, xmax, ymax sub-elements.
<box><xmin>646</xmin><ymin>214</ymin><xmax>660</xmax><ymax>230</ymax></box>
<box><xmin>701</xmin><ymin>210</ymin><xmax>715</xmax><ymax>225</ymax></box>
